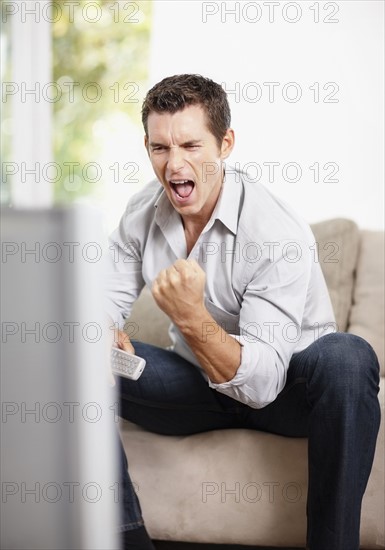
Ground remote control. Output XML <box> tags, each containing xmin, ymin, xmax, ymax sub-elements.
<box><xmin>110</xmin><ymin>347</ymin><xmax>146</xmax><ymax>380</ymax></box>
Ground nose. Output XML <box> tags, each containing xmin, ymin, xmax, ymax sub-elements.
<box><xmin>167</xmin><ymin>146</ymin><xmax>185</xmax><ymax>173</ymax></box>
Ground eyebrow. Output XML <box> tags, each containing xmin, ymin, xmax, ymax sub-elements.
<box><xmin>149</xmin><ymin>140</ymin><xmax>202</xmax><ymax>148</ymax></box>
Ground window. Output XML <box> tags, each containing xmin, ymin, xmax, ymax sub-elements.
<box><xmin>1</xmin><ymin>0</ymin><xmax>153</xmax><ymax>226</ymax></box>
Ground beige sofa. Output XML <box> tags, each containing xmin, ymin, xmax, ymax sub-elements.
<box><xmin>120</xmin><ymin>219</ymin><xmax>385</xmax><ymax>549</ymax></box>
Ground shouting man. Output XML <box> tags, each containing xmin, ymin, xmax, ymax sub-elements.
<box><xmin>106</xmin><ymin>74</ymin><xmax>380</xmax><ymax>550</ymax></box>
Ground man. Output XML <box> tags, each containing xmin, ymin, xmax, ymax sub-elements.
<box><xmin>106</xmin><ymin>74</ymin><xmax>380</xmax><ymax>550</ymax></box>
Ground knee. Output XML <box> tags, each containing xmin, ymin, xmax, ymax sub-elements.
<box><xmin>314</xmin><ymin>332</ymin><xmax>380</xmax><ymax>392</ymax></box>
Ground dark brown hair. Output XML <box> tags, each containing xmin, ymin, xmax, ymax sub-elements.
<box><xmin>141</xmin><ymin>74</ymin><xmax>231</xmax><ymax>148</ymax></box>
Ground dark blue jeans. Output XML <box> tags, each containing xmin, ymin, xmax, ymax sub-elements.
<box><xmin>117</xmin><ymin>332</ymin><xmax>380</xmax><ymax>550</ymax></box>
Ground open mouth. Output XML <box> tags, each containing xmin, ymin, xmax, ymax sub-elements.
<box><xmin>169</xmin><ymin>179</ymin><xmax>195</xmax><ymax>201</ymax></box>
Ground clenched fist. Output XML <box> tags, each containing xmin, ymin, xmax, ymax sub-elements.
<box><xmin>152</xmin><ymin>259</ymin><xmax>206</xmax><ymax>327</ymax></box>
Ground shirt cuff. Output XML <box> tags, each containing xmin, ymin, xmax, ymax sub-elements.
<box><xmin>207</xmin><ymin>335</ymin><xmax>282</xmax><ymax>409</ymax></box>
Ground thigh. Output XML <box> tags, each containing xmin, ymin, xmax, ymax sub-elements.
<box><xmin>241</xmin><ymin>353</ymin><xmax>311</xmax><ymax>438</ymax></box>
<box><xmin>243</xmin><ymin>376</ymin><xmax>310</xmax><ymax>437</ymax></box>
<box><xmin>242</xmin><ymin>331</ymin><xmax>378</xmax><ymax>438</ymax></box>
<box><xmin>117</xmin><ymin>341</ymin><xmax>242</xmax><ymax>435</ymax></box>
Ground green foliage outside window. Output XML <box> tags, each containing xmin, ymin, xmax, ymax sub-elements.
<box><xmin>1</xmin><ymin>13</ymin><xmax>12</xmax><ymax>205</ymax></box>
<box><xmin>52</xmin><ymin>0</ymin><xmax>153</xmax><ymax>203</ymax></box>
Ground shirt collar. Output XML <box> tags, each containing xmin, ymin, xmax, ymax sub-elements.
<box><xmin>153</xmin><ymin>164</ymin><xmax>242</xmax><ymax>235</ymax></box>
<box><xmin>211</xmin><ymin>165</ymin><xmax>242</xmax><ymax>235</ymax></box>
<box><xmin>153</xmin><ymin>185</ymin><xmax>179</xmax><ymax>229</ymax></box>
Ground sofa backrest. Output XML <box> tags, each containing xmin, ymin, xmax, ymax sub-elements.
<box><xmin>310</xmin><ymin>218</ymin><xmax>360</xmax><ymax>332</ymax></box>
<box><xmin>311</xmin><ymin>219</ymin><xmax>384</xmax><ymax>375</ymax></box>
<box><xmin>347</xmin><ymin>230</ymin><xmax>384</xmax><ymax>375</ymax></box>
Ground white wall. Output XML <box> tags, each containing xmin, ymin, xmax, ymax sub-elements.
<box><xmin>144</xmin><ymin>0</ymin><xmax>384</xmax><ymax>229</ymax></box>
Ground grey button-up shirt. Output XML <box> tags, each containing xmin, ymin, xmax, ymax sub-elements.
<box><xmin>105</xmin><ymin>166</ymin><xmax>336</xmax><ymax>408</ymax></box>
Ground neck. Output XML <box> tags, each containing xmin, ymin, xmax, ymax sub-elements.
<box><xmin>181</xmin><ymin>166</ymin><xmax>225</xmax><ymax>254</ymax></box>
<box><xmin>181</xmin><ymin>216</ymin><xmax>205</xmax><ymax>256</ymax></box>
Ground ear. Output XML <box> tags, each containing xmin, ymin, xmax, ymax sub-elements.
<box><xmin>220</xmin><ymin>128</ymin><xmax>235</xmax><ymax>160</ymax></box>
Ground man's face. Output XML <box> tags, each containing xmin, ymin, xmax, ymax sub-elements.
<box><xmin>145</xmin><ymin>104</ymin><xmax>234</xmax><ymax>224</ymax></box>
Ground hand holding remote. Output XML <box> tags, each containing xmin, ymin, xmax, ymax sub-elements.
<box><xmin>106</xmin><ymin>317</ymin><xmax>136</xmax><ymax>385</ymax></box>
<box><xmin>113</xmin><ymin>328</ymin><xmax>135</xmax><ymax>354</ymax></box>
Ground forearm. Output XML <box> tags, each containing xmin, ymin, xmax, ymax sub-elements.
<box><xmin>175</xmin><ymin>306</ymin><xmax>241</xmax><ymax>384</ymax></box>
<box><xmin>151</xmin><ymin>259</ymin><xmax>241</xmax><ymax>382</ymax></box>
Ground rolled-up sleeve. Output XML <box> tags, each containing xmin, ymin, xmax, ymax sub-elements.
<box><xmin>208</xmin><ymin>240</ymin><xmax>312</xmax><ymax>408</ymax></box>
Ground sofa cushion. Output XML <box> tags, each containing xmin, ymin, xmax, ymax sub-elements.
<box><xmin>348</xmin><ymin>230</ymin><xmax>385</xmax><ymax>375</ymax></box>
<box><xmin>120</xmin><ymin>419</ymin><xmax>308</xmax><ymax>546</ymax></box>
<box><xmin>310</xmin><ymin>218</ymin><xmax>360</xmax><ymax>331</ymax></box>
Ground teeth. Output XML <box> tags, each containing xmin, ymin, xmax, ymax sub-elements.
<box><xmin>170</xmin><ymin>180</ymin><xmax>190</xmax><ymax>184</ymax></box>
